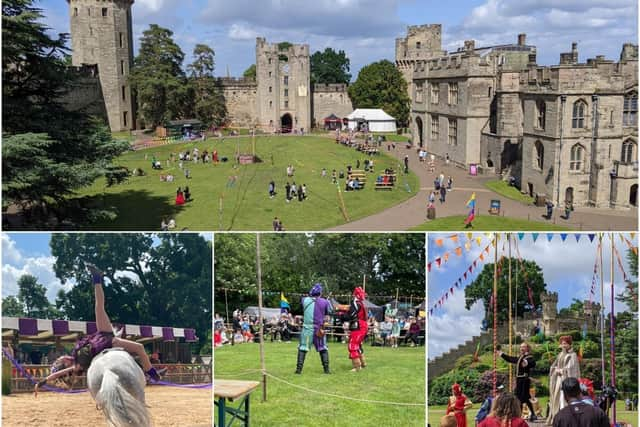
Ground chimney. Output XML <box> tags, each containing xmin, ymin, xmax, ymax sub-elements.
<box><xmin>464</xmin><ymin>40</ymin><xmax>475</xmax><ymax>52</ymax></box>
<box><xmin>518</xmin><ymin>33</ymin><xmax>526</xmax><ymax>46</ymax></box>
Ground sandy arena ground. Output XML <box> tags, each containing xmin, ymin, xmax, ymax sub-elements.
<box><xmin>2</xmin><ymin>385</ymin><xmax>211</xmax><ymax>426</ymax></box>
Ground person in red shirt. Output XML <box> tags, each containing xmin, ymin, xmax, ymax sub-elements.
<box><xmin>346</xmin><ymin>286</ymin><xmax>369</xmax><ymax>372</ymax></box>
<box><xmin>478</xmin><ymin>392</ymin><xmax>528</xmax><ymax>427</ymax></box>
<box><xmin>447</xmin><ymin>383</ymin><xmax>473</xmax><ymax>427</ymax></box>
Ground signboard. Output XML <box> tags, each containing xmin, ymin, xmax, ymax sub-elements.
<box><xmin>469</xmin><ymin>164</ymin><xmax>478</xmax><ymax>176</ymax></box>
<box><xmin>489</xmin><ymin>199</ymin><xmax>501</xmax><ymax>215</ymax></box>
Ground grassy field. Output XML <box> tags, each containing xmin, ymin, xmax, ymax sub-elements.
<box><xmin>214</xmin><ymin>341</ymin><xmax>425</xmax><ymax>427</ymax></box>
<box><xmin>428</xmin><ymin>400</ymin><xmax>637</xmax><ymax>427</ymax></box>
<box><xmin>485</xmin><ymin>180</ymin><xmax>535</xmax><ymax>204</ymax></box>
<box><xmin>412</xmin><ymin>215</ymin><xmax>570</xmax><ymax>231</ymax></box>
<box><xmin>72</xmin><ymin>135</ymin><xmax>419</xmax><ymax>230</ymax></box>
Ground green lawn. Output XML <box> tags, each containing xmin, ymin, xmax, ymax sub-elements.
<box><xmin>71</xmin><ymin>136</ymin><xmax>419</xmax><ymax>230</ymax></box>
<box><xmin>111</xmin><ymin>131</ymin><xmax>136</xmax><ymax>143</ymax></box>
<box><xmin>485</xmin><ymin>180</ymin><xmax>535</xmax><ymax>204</ymax></box>
<box><xmin>429</xmin><ymin>401</ymin><xmax>637</xmax><ymax>427</ymax></box>
<box><xmin>412</xmin><ymin>215</ymin><xmax>570</xmax><ymax>231</ymax></box>
<box><xmin>215</xmin><ymin>341</ymin><xmax>425</xmax><ymax>427</ymax></box>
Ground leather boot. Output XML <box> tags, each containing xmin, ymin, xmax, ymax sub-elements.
<box><xmin>350</xmin><ymin>358</ymin><xmax>361</xmax><ymax>372</ymax></box>
<box><xmin>320</xmin><ymin>350</ymin><xmax>330</xmax><ymax>374</ymax></box>
<box><xmin>295</xmin><ymin>350</ymin><xmax>306</xmax><ymax>374</ymax></box>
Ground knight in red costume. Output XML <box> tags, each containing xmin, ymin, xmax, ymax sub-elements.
<box><xmin>347</xmin><ymin>286</ymin><xmax>369</xmax><ymax>372</ymax></box>
<box><xmin>447</xmin><ymin>383</ymin><xmax>472</xmax><ymax>427</ymax></box>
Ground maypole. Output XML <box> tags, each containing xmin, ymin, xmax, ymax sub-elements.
<box><xmin>598</xmin><ymin>234</ymin><xmax>606</xmax><ymax>390</ymax></box>
<box><xmin>492</xmin><ymin>233</ymin><xmax>498</xmax><ymax>397</ymax></box>
<box><xmin>609</xmin><ymin>234</ymin><xmax>617</xmax><ymax>425</ymax></box>
<box><xmin>256</xmin><ymin>234</ymin><xmax>267</xmax><ymax>401</ymax></box>
<box><xmin>508</xmin><ymin>233</ymin><xmax>513</xmax><ymax>390</ymax></box>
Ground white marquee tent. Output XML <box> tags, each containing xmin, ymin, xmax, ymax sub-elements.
<box><xmin>346</xmin><ymin>108</ymin><xmax>397</xmax><ymax>133</ymax></box>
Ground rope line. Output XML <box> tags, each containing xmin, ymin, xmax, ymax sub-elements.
<box><xmin>262</xmin><ymin>371</ymin><xmax>424</xmax><ymax>407</ymax></box>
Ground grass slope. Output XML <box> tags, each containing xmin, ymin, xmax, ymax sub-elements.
<box><xmin>411</xmin><ymin>215</ymin><xmax>570</xmax><ymax>231</ymax></box>
<box><xmin>485</xmin><ymin>180</ymin><xmax>535</xmax><ymax>204</ymax></box>
<box><xmin>74</xmin><ymin>136</ymin><xmax>419</xmax><ymax>230</ymax></box>
<box><xmin>214</xmin><ymin>341</ymin><xmax>425</xmax><ymax>427</ymax></box>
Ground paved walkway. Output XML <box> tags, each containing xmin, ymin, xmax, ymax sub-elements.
<box><xmin>330</xmin><ymin>144</ymin><xmax>637</xmax><ymax>231</ymax></box>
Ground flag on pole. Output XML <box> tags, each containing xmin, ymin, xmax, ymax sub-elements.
<box><xmin>464</xmin><ymin>193</ymin><xmax>476</xmax><ymax>226</ymax></box>
<box><xmin>280</xmin><ymin>292</ymin><xmax>290</xmax><ymax>313</ymax></box>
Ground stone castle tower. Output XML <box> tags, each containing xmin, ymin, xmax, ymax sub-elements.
<box><xmin>256</xmin><ymin>38</ymin><xmax>311</xmax><ymax>133</ymax></box>
<box><xmin>541</xmin><ymin>291</ymin><xmax>559</xmax><ymax>335</ymax></box>
<box><xmin>67</xmin><ymin>0</ymin><xmax>135</xmax><ymax>132</ymax></box>
<box><xmin>395</xmin><ymin>24</ymin><xmax>445</xmax><ymax>98</ymax></box>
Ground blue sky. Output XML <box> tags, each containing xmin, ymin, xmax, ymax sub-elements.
<box><xmin>427</xmin><ymin>233</ymin><xmax>638</xmax><ymax>359</ymax></box>
<box><xmin>1</xmin><ymin>233</ymin><xmax>213</xmax><ymax>304</ymax></box>
<box><xmin>36</xmin><ymin>0</ymin><xmax>638</xmax><ymax>80</ymax></box>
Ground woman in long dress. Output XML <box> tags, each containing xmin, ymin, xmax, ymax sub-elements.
<box><xmin>546</xmin><ymin>335</ymin><xmax>580</xmax><ymax>425</ymax></box>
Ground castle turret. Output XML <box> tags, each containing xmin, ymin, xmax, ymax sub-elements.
<box><xmin>540</xmin><ymin>291</ymin><xmax>559</xmax><ymax>335</ymax></box>
<box><xmin>67</xmin><ymin>0</ymin><xmax>135</xmax><ymax>131</ymax></box>
<box><xmin>256</xmin><ymin>38</ymin><xmax>310</xmax><ymax>133</ymax></box>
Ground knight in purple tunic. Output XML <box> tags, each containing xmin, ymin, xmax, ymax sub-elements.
<box><xmin>295</xmin><ymin>283</ymin><xmax>333</xmax><ymax>374</ymax></box>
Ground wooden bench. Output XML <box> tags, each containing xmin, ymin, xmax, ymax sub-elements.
<box><xmin>375</xmin><ymin>174</ymin><xmax>396</xmax><ymax>190</ymax></box>
<box><xmin>214</xmin><ymin>379</ymin><xmax>260</xmax><ymax>427</ymax></box>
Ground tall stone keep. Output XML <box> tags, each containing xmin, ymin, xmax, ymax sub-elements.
<box><xmin>541</xmin><ymin>291</ymin><xmax>559</xmax><ymax>335</ymax></box>
<box><xmin>395</xmin><ymin>24</ymin><xmax>445</xmax><ymax>98</ymax></box>
<box><xmin>255</xmin><ymin>38</ymin><xmax>311</xmax><ymax>133</ymax></box>
<box><xmin>67</xmin><ymin>0</ymin><xmax>135</xmax><ymax>131</ymax></box>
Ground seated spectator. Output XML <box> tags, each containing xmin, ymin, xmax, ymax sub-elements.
<box><xmin>167</xmin><ymin>218</ymin><xmax>176</xmax><ymax>229</ymax></box>
<box><xmin>405</xmin><ymin>318</ymin><xmax>421</xmax><ymax>347</ymax></box>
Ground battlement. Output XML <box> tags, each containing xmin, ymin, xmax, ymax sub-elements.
<box><xmin>67</xmin><ymin>0</ymin><xmax>134</xmax><ymax>4</ymax></box>
<box><xmin>540</xmin><ymin>291</ymin><xmax>558</xmax><ymax>303</ymax></box>
<box><xmin>256</xmin><ymin>37</ymin><xmax>309</xmax><ymax>57</ymax></box>
<box><xmin>406</xmin><ymin>24</ymin><xmax>441</xmax><ymax>36</ymax></box>
<box><xmin>216</xmin><ymin>77</ymin><xmax>257</xmax><ymax>88</ymax></box>
<box><xmin>68</xmin><ymin>64</ymin><xmax>99</xmax><ymax>77</ymax></box>
<box><xmin>313</xmin><ymin>83</ymin><xmax>348</xmax><ymax>92</ymax></box>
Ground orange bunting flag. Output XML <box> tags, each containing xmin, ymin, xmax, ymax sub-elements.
<box><xmin>484</xmin><ymin>245</ymin><xmax>491</xmax><ymax>254</ymax></box>
<box><xmin>630</xmin><ymin>232</ymin><xmax>636</xmax><ymax>240</ymax></box>
<box><xmin>450</xmin><ymin>235</ymin><xmax>459</xmax><ymax>243</ymax></box>
<box><xmin>444</xmin><ymin>252</ymin><xmax>450</xmax><ymax>262</ymax></box>
<box><xmin>479</xmin><ymin>253</ymin><xmax>485</xmax><ymax>261</ymax></box>
<box><xmin>435</xmin><ymin>239</ymin><xmax>444</xmax><ymax>247</ymax></box>
<box><xmin>455</xmin><ymin>247</ymin><xmax>463</xmax><ymax>257</ymax></box>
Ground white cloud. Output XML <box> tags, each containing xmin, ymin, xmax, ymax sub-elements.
<box><xmin>1</xmin><ymin>253</ymin><xmax>67</xmax><ymax>303</ymax></box>
<box><xmin>2</xmin><ymin>234</ymin><xmax>22</xmax><ymax>265</ymax></box>
<box><xmin>228</xmin><ymin>23</ymin><xmax>259</xmax><ymax>41</ymax></box>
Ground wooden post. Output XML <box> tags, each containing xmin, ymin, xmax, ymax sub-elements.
<box><xmin>492</xmin><ymin>233</ymin><xmax>498</xmax><ymax>397</ymax></box>
<box><xmin>256</xmin><ymin>235</ymin><xmax>267</xmax><ymax>402</ymax></box>
<box><xmin>598</xmin><ymin>234</ymin><xmax>606</xmax><ymax>390</ymax></box>
<box><xmin>609</xmin><ymin>234</ymin><xmax>616</xmax><ymax>425</ymax></box>
<box><xmin>508</xmin><ymin>233</ymin><xmax>513</xmax><ymax>390</ymax></box>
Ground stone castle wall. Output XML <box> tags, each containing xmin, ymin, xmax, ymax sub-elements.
<box><xmin>311</xmin><ymin>83</ymin><xmax>353</xmax><ymax>127</ymax></box>
<box><xmin>217</xmin><ymin>78</ymin><xmax>258</xmax><ymax>127</ymax></box>
<box><xmin>60</xmin><ymin>65</ymin><xmax>108</xmax><ymax>119</ymax></box>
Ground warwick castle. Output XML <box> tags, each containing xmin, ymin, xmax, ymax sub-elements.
<box><xmin>66</xmin><ymin>0</ymin><xmax>638</xmax><ymax>211</ymax></box>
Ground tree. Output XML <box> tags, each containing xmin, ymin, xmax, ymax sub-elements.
<box><xmin>17</xmin><ymin>274</ymin><xmax>49</xmax><ymax>317</ymax></box>
<box><xmin>2</xmin><ymin>1</ymin><xmax>129</xmax><ymax>216</ymax></box>
<box><xmin>1</xmin><ymin>295</ymin><xmax>25</xmax><ymax>317</ymax></box>
<box><xmin>243</xmin><ymin>64</ymin><xmax>256</xmax><ymax>80</ymax></box>
<box><xmin>50</xmin><ymin>233</ymin><xmax>212</xmax><ymax>351</ymax></box>
<box><xmin>187</xmin><ymin>44</ymin><xmax>226</xmax><ymax>127</ymax></box>
<box><xmin>310</xmin><ymin>48</ymin><xmax>351</xmax><ymax>85</ymax></box>
<box><xmin>129</xmin><ymin>24</ymin><xmax>187</xmax><ymax>128</ymax></box>
<box><xmin>464</xmin><ymin>258</ymin><xmax>546</xmax><ymax>322</ymax></box>
<box><xmin>613</xmin><ymin>248</ymin><xmax>638</xmax><ymax>392</ymax></box>
<box><xmin>348</xmin><ymin>60</ymin><xmax>410</xmax><ymax>127</ymax></box>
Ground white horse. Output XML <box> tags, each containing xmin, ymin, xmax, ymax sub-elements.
<box><xmin>87</xmin><ymin>348</ymin><xmax>152</xmax><ymax>427</ymax></box>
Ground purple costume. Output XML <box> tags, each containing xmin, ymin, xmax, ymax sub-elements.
<box><xmin>72</xmin><ymin>331</ymin><xmax>114</xmax><ymax>370</ymax></box>
<box><xmin>299</xmin><ymin>296</ymin><xmax>332</xmax><ymax>352</ymax></box>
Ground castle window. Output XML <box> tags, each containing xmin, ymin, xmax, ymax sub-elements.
<box><xmin>621</xmin><ymin>139</ymin><xmax>636</xmax><ymax>164</ymax></box>
<box><xmin>623</xmin><ymin>92</ymin><xmax>637</xmax><ymax>127</ymax></box>
<box><xmin>87</xmin><ymin>8</ymin><xmax>91</xmax><ymax>16</ymax></box>
<box><xmin>416</xmin><ymin>41</ymin><xmax>421</xmax><ymax>49</ymax></box>
<box><xmin>284</xmin><ymin>101</ymin><xmax>289</xmax><ymax>108</ymax></box>
<box><xmin>534</xmin><ymin>141</ymin><xmax>544</xmax><ymax>170</ymax></box>
<box><xmin>283</xmin><ymin>76</ymin><xmax>289</xmax><ymax>86</ymax></box>
<box><xmin>269</xmin><ymin>86</ymin><xmax>272</xmax><ymax>93</ymax></box>
<box><xmin>488</xmin><ymin>87</ymin><xmax>492</xmax><ymax>97</ymax></box>
<box><xmin>431</xmin><ymin>83</ymin><xmax>439</xmax><ymax>104</ymax></box>
<box><xmin>119</xmin><ymin>33</ymin><xmax>123</xmax><ymax>48</ymax></box>
<box><xmin>572</xmin><ymin>100</ymin><xmax>586</xmax><ymax>128</ymax></box>
<box><xmin>448</xmin><ymin>82</ymin><xmax>458</xmax><ymax>105</ymax></box>
<box><xmin>415</xmin><ymin>83</ymin><xmax>423</xmax><ymax>103</ymax></box>
<box><xmin>536</xmin><ymin>100</ymin><xmax>546</xmax><ymax>130</ymax></box>
<box><xmin>74</xmin><ymin>8</ymin><xmax>78</xmax><ymax>16</ymax></box>
<box><xmin>123</xmin><ymin>111</ymin><xmax>128</xmax><ymax>127</ymax></box>
<box><xmin>430</xmin><ymin>115</ymin><xmax>439</xmax><ymax>140</ymax></box>
<box><xmin>121</xmin><ymin>60</ymin><xmax>125</xmax><ymax>75</ymax></box>
<box><xmin>570</xmin><ymin>144</ymin><xmax>584</xmax><ymax>171</ymax></box>
<box><xmin>269</xmin><ymin>71</ymin><xmax>272</xmax><ymax>77</ymax></box>
<box><xmin>489</xmin><ymin>98</ymin><xmax>497</xmax><ymax>134</ymax></box>
<box><xmin>448</xmin><ymin>118</ymin><xmax>457</xmax><ymax>146</ymax></box>
<box><xmin>102</xmin><ymin>8</ymin><xmax>108</xmax><ymax>17</ymax></box>
<box><xmin>121</xmin><ymin>86</ymin><xmax>126</xmax><ymax>101</ymax></box>
<box><xmin>269</xmin><ymin>101</ymin><xmax>273</xmax><ymax>109</ymax></box>
<box><xmin>268</xmin><ymin>58</ymin><xmax>272</xmax><ymax>65</ymax></box>
<box><xmin>284</xmin><ymin>88</ymin><xmax>288</xmax><ymax>97</ymax></box>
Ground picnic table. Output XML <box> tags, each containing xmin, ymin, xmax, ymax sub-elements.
<box><xmin>214</xmin><ymin>379</ymin><xmax>260</xmax><ymax>427</ymax></box>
